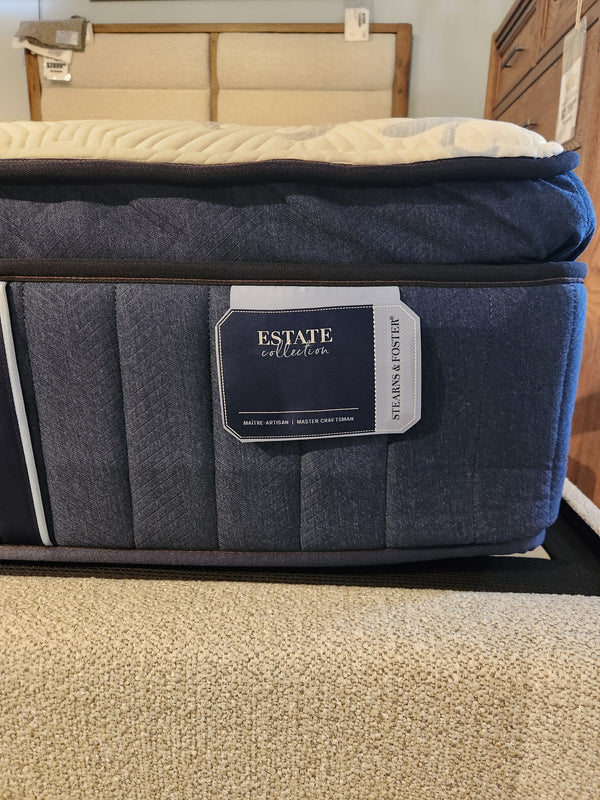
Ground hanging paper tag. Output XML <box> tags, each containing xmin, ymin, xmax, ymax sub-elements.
<box><xmin>43</xmin><ymin>57</ymin><xmax>71</xmax><ymax>82</ymax></box>
<box><xmin>344</xmin><ymin>6</ymin><xmax>370</xmax><ymax>41</ymax></box>
<box><xmin>555</xmin><ymin>16</ymin><xmax>586</xmax><ymax>144</ymax></box>
<box><xmin>215</xmin><ymin>286</ymin><xmax>421</xmax><ymax>442</ymax></box>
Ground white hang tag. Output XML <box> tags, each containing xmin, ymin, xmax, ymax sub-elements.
<box><xmin>43</xmin><ymin>57</ymin><xmax>71</xmax><ymax>82</ymax></box>
<box><xmin>344</xmin><ymin>7</ymin><xmax>370</xmax><ymax>41</ymax></box>
<box><xmin>555</xmin><ymin>16</ymin><xmax>586</xmax><ymax>144</ymax></box>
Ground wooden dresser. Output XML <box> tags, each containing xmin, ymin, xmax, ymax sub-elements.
<box><xmin>486</xmin><ymin>0</ymin><xmax>600</xmax><ymax>505</ymax></box>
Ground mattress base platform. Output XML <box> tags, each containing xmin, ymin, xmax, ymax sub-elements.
<box><xmin>0</xmin><ymin>530</ymin><xmax>546</xmax><ymax>569</ymax></box>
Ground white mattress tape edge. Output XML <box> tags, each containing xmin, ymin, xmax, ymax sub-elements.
<box><xmin>0</xmin><ymin>283</ymin><xmax>52</xmax><ymax>546</ymax></box>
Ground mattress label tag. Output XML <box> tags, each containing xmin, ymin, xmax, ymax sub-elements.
<box><xmin>555</xmin><ymin>16</ymin><xmax>586</xmax><ymax>144</ymax></box>
<box><xmin>215</xmin><ymin>286</ymin><xmax>421</xmax><ymax>442</ymax></box>
<box><xmin>42</xmin><ymin>57</ymin><xmax>71</xmax><ymax>82</ymax></box>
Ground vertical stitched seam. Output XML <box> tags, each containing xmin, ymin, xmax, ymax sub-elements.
<box><xmin>202</xmin><ymin>286</ymin><xmax>218</xmax><ymax>550</ymax></box>
<box><xmin>19</xmin><ymin>284</ymin><xmax>55</xmax><ymax>543</ymax></box>
<box><xmin>383</xmin><ymin>435</ymin><xmax>390</xmax><ymax>549</ymax></box>
<box><xmin>471</xmin><ymin>288</ymin><xmax>493</xmax><ymax>538</ymax></box>
<box><xmin>299</xmin><ymin>442</ymin><xmax>305</xmax><ymax>551</ymax></box>
<box><xmin>113</xmin><ymin>284</ymin><xmax>136</xmax><ymax>549</ymax></box>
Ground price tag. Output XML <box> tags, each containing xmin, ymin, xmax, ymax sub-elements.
<box><xmin>42</xmin><ymin>57</ymin><xmax>71</xmax><ymax>82</ymax></box>
<box><xmin>555</xmin><ymin>17</ymin><xmax>586</xmax><ymax>144</ymax></box>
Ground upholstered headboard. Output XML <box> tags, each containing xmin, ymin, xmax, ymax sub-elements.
<box><xmin>25</xmin><ymin>23</ymin><xmax>412</xmax><ymax>126</ymax></box>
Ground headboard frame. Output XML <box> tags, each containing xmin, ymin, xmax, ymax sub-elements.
<box><xmin>25</xmin><ymin>23</ymin><xmax>411</xmax><ymax>125</ymax></box>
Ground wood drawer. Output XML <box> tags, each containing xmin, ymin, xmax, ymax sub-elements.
<box><xmin>541</xmin><ymin>0</ymin><xmax>597</xmax><ymax>55</ymax></box>
<box><xmin>498</xmin><ymin>8</ymin><xmax>599</xmax><ymax>150</ymax></box>
<box><xmin>494</xmin><ymin>1</ymin><xmax>541</xmax><ymax>102</ymax></box>
<box><xmin>497</xmin><ymin>56</ymin><xmax>561</xmax><ymax>142</ymax></box>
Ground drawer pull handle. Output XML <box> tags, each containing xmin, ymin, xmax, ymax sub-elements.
<box><xmin>521</xmin><ymin>120</ymin><xmax>538</xmax><ymax>129</ymax></box>
<box><xmin>501</xmin><ymin>45</ymin><xmax>525</xmax><ymax>68</ymax></box>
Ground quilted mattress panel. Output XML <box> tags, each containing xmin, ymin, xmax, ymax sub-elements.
<box><xmin>0</xmin><ymin>119</ymin><xmax>593</xmax><ymax>268</ymax></box>
<box><xmin>0</xmin><ymin>118</ymin><xmax>592</xmax><ymax>566</ymax></box>
<box><xmin>0</xmin><ymin>267</ymin><xmax>586</xmax><ymax>565</ymax></box>
<box><xmin>0</xmin><ymin>118</ymin><xmax>566</xmax><ymax>166</ymax></box>
<box><xmin>0</xmin><ymin>169</ymin><xmax>592</xmax><ymax>267</ymax></box>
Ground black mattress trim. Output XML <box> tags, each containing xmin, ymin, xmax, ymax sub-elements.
<box><xmin>0</xmin><ymin>531</ymin><xmax>546</xmax><ymax>567</ymax></box>
<box><xmin>0</xmin><ymin>259</ymin><xmax>587</xmax><ymax>285</ymax></box>
<box><xmin>0</xmin><ymin>502</ymin><xmax>598</xmax><ymax>596</ymax></box>
<box><xmin>0</xmin><ymin>151</ymin><xmax>580</xmax><ymax>187</ymax></box>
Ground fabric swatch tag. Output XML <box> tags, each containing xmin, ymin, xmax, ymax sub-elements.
<box><xmin>56</xmin><ymin>29</ymin><xmax>80</xmax><ymax>47</ymax></box>
<box><xmin>216</xmin><ymin>286</ymin><xmax>420</xmax><ymax>442</ymax></box>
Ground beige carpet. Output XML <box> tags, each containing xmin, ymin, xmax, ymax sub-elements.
<box><xmin>0</xmin><ymin>567</ymin><xmax>598</xmax><ymax>799</ymax></box>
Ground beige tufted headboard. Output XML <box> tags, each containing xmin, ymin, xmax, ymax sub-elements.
<box><xmin>25</xmin><ymin>23</ymin><xmax>411</xmax><ymax>126</ymax></box>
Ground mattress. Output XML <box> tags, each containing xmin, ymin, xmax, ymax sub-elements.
<box><xmin>0</xmin><ymin>117</ymin><xmax>594</xmax><ymax>566</ymax></box>
<box><xmin>0</xmin><ymin>119</ymin><xmax>593</xmax><ymax>266</ymax></box>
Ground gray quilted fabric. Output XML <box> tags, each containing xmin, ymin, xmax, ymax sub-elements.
<box><xmin>300</xmin><ymin>438</ymin><xmax>387</xmax><ymax>551</ymax></box>
<box><xmin>116</xmin><ymin>285</ymin><xmax>217</xmax><ymax>550</ymax></box>
<box><xmin>21</xmin><ymin>284</ymin><xmax>133</xmax><ymax>548</ymax></box>
<box><xmin>12</xmin><ymin>280</ymin><xmax>584</xmax><ymax>555</ymax></box>
<box><xmin>208</xmin><ymin>289</ymin><xmax>301</xmax><ymax>551</ymax></box>
<box><xmin>0</xmin><ymin>171</ymin><xmax>594</xmax><ymax>266</ymax></box>
<box><xmin>384</xmin><ymin>286</ymin><xmax>578</xmax><ymax>547</ymax></box>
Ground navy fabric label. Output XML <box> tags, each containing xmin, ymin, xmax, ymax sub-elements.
<box><xmin>217</xmin><ymin>306</ymin><xmax>376</xmax><ymax>440</ymax></box>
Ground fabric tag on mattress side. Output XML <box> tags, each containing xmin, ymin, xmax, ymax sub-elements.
<box><xmin>215</xmin><ymin>286</ymin><xmax>420</xmax><ymax>441</ymax></box>
<box><xmin>0</xmin><ymin>285</ymin><xmax>49</xmax><ymax>545</ymax></box>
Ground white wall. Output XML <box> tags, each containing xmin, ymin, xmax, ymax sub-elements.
<box><xmin>0</xmin><ymin>0</ymin><xmax>514</xmax><ymax>121</ymax></box>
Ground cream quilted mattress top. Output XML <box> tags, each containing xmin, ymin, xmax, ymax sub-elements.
<box><xmin>0</xmin><ymin>117</ymin><xmax>562</xmax><ymax>166</ymax></box>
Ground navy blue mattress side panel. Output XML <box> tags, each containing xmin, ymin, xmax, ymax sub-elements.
<box><xmin>17</xmin><ymin>284</ymin><xmax>134</xmax><ymax>548</ymax></box>
<box><xmin>548</xmin><ymin>282</ymin><xmax>587</xmax><ymax>520</ymax></box>
<box><xmin>0</xmin><ymin>171</ymin><xmax>593</xmax><ymax>267</ymax></box>
<box><xmin>208</xmin><ymin>288</ymin><xmax>302</xmax><ymax>552</ymax></box>
<box><xmin>385</xmin><ymin>283</ymin><xmax>586</xmax><ymax>547</ymax></box>
<box><xmin>2</xmin><ymin>278</ymin><xmax>586</xmax><ymax>555</ymax></box>
<box><xmin>116</xmin><ymin>284</ymin><xmax>218</xmax><ymax>550</ymax></box>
